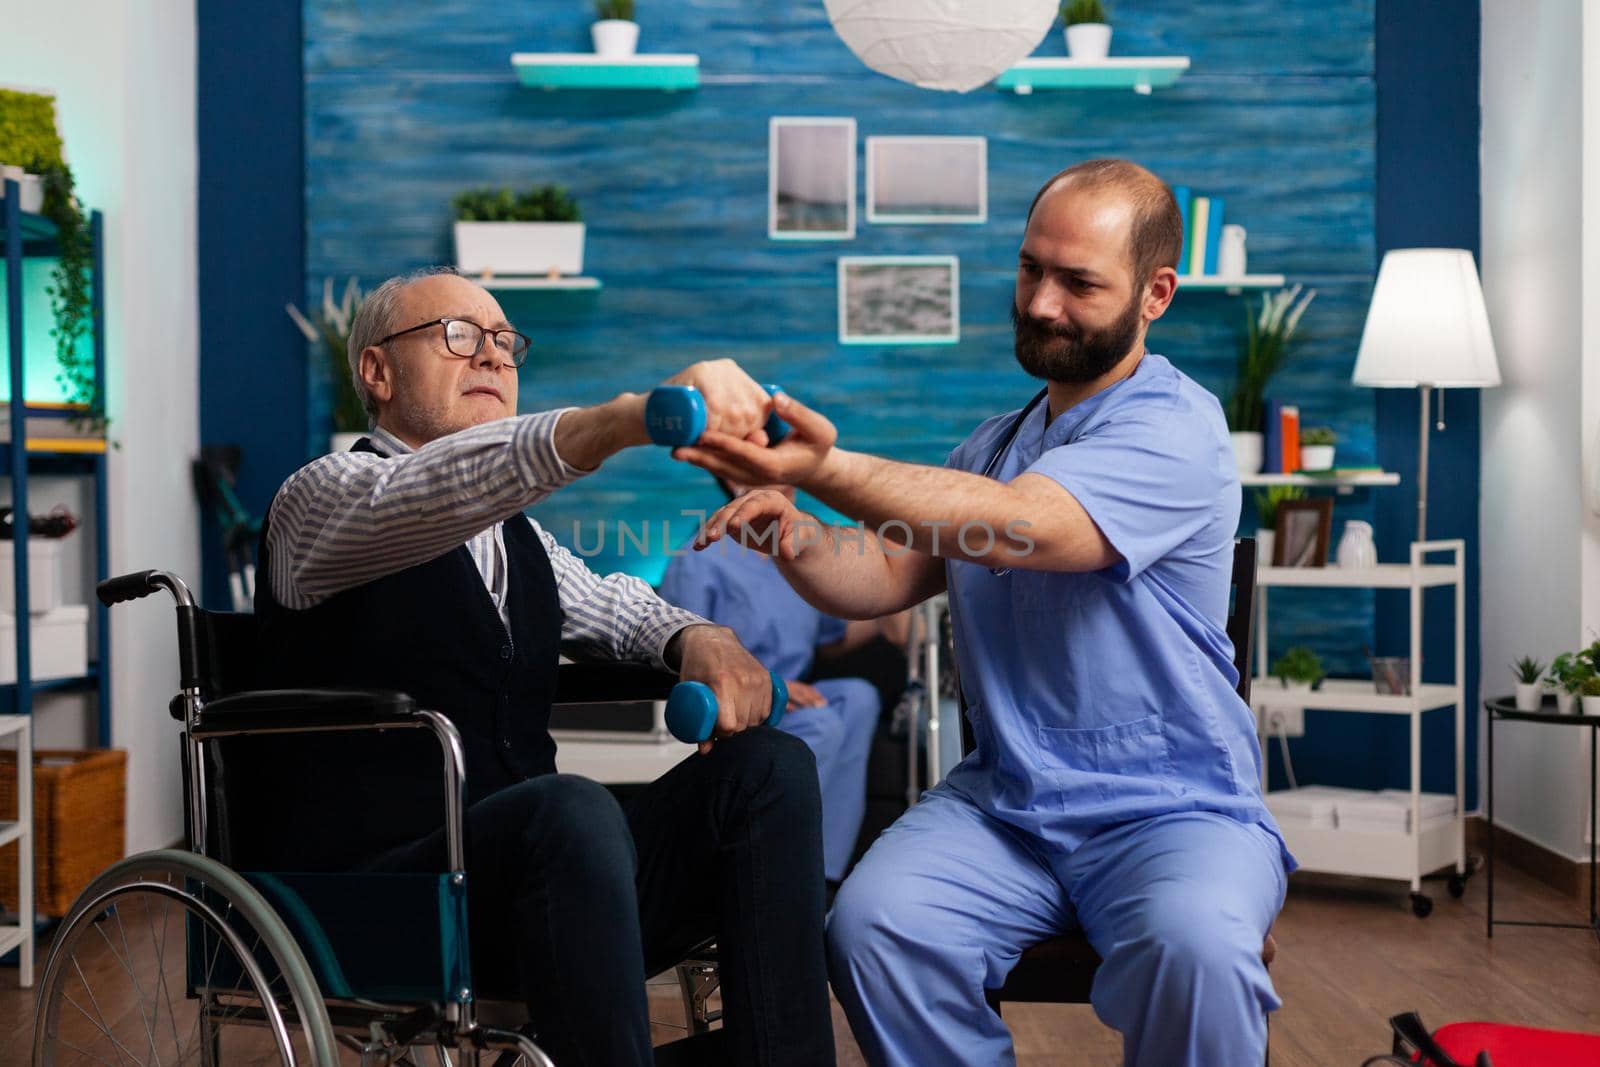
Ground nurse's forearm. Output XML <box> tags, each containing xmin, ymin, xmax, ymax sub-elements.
<box><xmin>777</xmin><ymin>526</ymin><xmax>945</xmax><ymax>619</ymax></box>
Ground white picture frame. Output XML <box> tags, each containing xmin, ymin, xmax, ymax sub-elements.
<box><xmin>769</xmin><ymin>117</ymin><xmax>856</xmax><ymax>241</ymax></box>
<box><xmin>866</xmin><ymin>136</ymin><xmax>987</xmax><ymax>225</ymax></box>
<box><xmin>837</xmin><ymin>255</ymin><xmax>960</xmax><ymax>345</ymax></box>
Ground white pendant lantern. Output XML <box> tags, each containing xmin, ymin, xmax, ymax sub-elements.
<box><xmin>825</xmin><ymin>0</ymin><xmax>1058</xmax><ymax>93</ymax></box>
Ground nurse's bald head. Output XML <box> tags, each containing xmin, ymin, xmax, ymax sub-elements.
<box><xmin>1026</xmin><ymin>159</ymin><xmax>1185</xmax><ymax>291</ymax></box>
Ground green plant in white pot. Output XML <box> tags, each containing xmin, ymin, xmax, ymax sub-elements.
<box><xmin>1300</xmin><ymin>425</ymin><xmax>1337</xmax><ymax>471</ymax></box>
<box><xmin>1225</xmin><ymin>285</ymin><xmax>1316</xmax><ymax>476</ymax></box>
<box><xmin>453</xmin><ymin>185</ymin><xmax>585</xmax><ymax>280</ymax></box>
<box><xmin>593</xmin><ymin>0</ymin><xmax>639</xmax><ymax>57</ymax></box>
<box><xmin>1061</xmin><ymin>0</ymin><xmax>1111</xmax><ymax>60</ymax></box>
<box><xmin>1582</xmin><ymin>676</ymin><xmax>1600</xmax><ymax>718</ymax></box>
<box><xmin>1510</xmin><ymin>655</ymin><xmax>1545</xmax><ymax>712</ymax></box>
<box><xmin>287</xmin><ymin>277</ymin><xmax>369</xmax><ymax>453</ymax></box>
<box><xmin>1271</xmin><ymin>646</ymin><xmax>1323</xmax><ymax>692</ymax></box>
<box><xmin>1545</xmin><ymin>651</ymin><xmax>1588</xmax><ymax>715</ymax></box>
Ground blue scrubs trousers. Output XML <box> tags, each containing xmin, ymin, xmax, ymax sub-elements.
<box><xmin>827</xmin><ymin>787</ymin><xmax>1285</xmax><ymax>1066</ymax></box>
<box><xmin>775</xmin><ymin>676</ymin><xmax>880</xmax><ymax>881</ymax></box>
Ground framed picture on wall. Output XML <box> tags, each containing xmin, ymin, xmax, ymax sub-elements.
<box><xmin>837</xmin><ymin>255</ymin><xmax>960</xmax><ymax>344</ymax></box>
<box><xmin>866</xmin><ymin>136</ymin><xmax>987</xmax><ymax>224</ymax></box>
<box><xmin>769</xmin><ymin>117</ymin><xmax>856</xmax><ymax>240</ymax></box>
<box><xmin>1273</xmin><ymin>498</ymin><xmax>1334</xmax><ymax>567</ymax></box>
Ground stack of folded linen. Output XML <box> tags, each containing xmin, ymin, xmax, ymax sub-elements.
<box><xmin>1337</xmin><ymin>789</ymin><xmax>1456</xmax><ymax>834</ymax></box>
<box><xmin>1264</xmin><ymin>785</ymin><xmax>1358</xmax><ymax>829</ymax></box>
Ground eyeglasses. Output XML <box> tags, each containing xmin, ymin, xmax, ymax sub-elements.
<box><xmin>376</xmin><ymin>317</ymin><xmax>532</xmax><ymax>367</ymax></box>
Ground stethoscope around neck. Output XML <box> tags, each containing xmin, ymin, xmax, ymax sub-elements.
<box><xmin>980</xmin><ymin>387</ymin><xmax>1049</xmax><ymax>577</ymax></box>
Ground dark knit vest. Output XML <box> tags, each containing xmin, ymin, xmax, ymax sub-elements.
<box><xmin>250</xmin><ymin>437</ymin><xmax>562</xmax><ymax>867</ymax></box>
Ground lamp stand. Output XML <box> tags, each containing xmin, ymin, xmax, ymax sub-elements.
<box><xmin>1415</xmin><ymin>384</ymin><xmax>1431</xmax><ymax>542</ymax></box>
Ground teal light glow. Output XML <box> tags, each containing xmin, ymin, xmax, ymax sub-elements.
<box><xmin>0</xmin><ymin>257</ymin><xmax>85</xmax><ymax>404</ymax></box>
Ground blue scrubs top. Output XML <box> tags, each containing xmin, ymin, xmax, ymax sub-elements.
<box><xmin>942</xmin><ymin>352</ymin><xmax>1292</xmax><ymax>869</ymax></box>
<box><xmin>659</xmin><ymin>541</ymin><xmax>848</xmax><ymax>681</ymax></box>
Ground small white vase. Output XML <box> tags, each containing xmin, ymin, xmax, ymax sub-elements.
<box><xmin>1300</xmin><ymin>444</ymin><xmax>1335</xmax><ymax>471</ymax></box>
<box><xmin>1514</xmin><ymin>682</ymin><xmax>1541</xmax><ymax>712</ymax></box>
<box><xmin>1230</xmin><ymin>431</ymin><xmax>1263</xmax><ymax>476</ymax></box>
<box><xmin>330</xmin><ymin>431</ymin><xmax>366</xmax><ymax>453</ymax></box>
<box><xmin>1335</xmin><ymin>520</ymin><xmax>1376</xmax><ymax>570</ymax></box>
<box><xmin>1255</xmin><ymin>529</ymin><xmax>1275</xmax><ymax>568</ymax></box>
<box><xmin>592</xmin><ymin>19</ymin><xmax>640</xmax><ymax>57</ymax></box>
<box><xmin>1584</xmin><ymin>695</ymin><xmax>1600</xmax><ymax>718</ymax></box>
<box><xmin>1065</xmin><ymin>23</ymin><xmax>1112</xmax><ymax>60</ymax></box>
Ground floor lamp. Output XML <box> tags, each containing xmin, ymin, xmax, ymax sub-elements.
<box><xmin>1351</xmin><ymin>249</ymin><xmax>1501</xmax><ymax>541</ymax></box>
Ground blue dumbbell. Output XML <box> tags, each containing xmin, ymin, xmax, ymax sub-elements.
<box><xmin>665</xmin><ymin>670</ymin><xmax>789</xmax><ymax>744</ymax></box>
<box><xmin>646</xmin><ymin>384</ymin><xmax>791</xmax><ymax>447</ymax></box>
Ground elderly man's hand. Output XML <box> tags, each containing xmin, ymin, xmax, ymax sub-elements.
<box><xmin>661</xmin><ymin>359</ymin><xmax>775</xmax><ymax>444</ymax></box>
<box><xmin>670</xmin><ymin>624</ymin><xmax>779</xmax><ymax>755</ymax></box>
<box><xmin>674</xmin><ymin>392</ymin><xmax>837</xmax><ymax>489</ymax></box>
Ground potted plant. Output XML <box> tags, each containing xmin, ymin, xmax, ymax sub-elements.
<box><xmin>287</xmin><ymin>277</ymin><xmax>370</xmax><ymax>453</ymax></box>
<box><xmin>1251</xmin><ymin>484</ymin><xmax>1304</xmax><ymax>567</ymax></box>
<box><xmin>1271</xmin><ymin>646</ymin><xmax>1323</xmax><ymax>692</ymax></box>
<box><xmin>1510</xmin><ymin>656</ymin><xmax>1545</xmax><ymax>712</ymax></box>
<box><xmin>592</xmin><ymin>0</ymin><xmax>639</xmax><ymax>58</ymax></box>
<box><xmin>453</xmin><ymin>185</ymin><xmax>585</xmax><ymax>280</ymax></box>
<box><xmin>1545</xmin><ymin>652</ymin><xmax>1589</xmax><ymax>715</ymax></box>
<box><xmin>1061</xmin><ymin>0</ymin><xmax>1111</xmax><ymax>60</ymax></box>
<box><xmin>1225</xmin><ymin>285</ymin><xmax>1316</xmax><ymax>476</ymax></box>
<box><xmin>0</xmin><ymin>87</ymin><xmax>64</xmax><ymax>214</ymax></box>
<box><xmin>1300</xmin><ymin>426</ymin><xmax>1337</xmax><ymax>471</ymax></box>
<box><xmin>1583</xmin><ymin>676</ymin><xmax>1600</xmax><ymax>718</ymax></box>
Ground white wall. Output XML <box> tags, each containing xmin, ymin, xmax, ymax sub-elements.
<box><xmin>1479</xmin><ymin>0</ymin><xmax>1598</xmax><ymax>860</ymax></box>
<box><xmin>1</xmin><ymin>0</ymin><xmax>199</xmax><ymax>852</ymax></box>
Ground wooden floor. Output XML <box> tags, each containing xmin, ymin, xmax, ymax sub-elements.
<box><xmin>6</xmin><ymin>863</ymin><xmax>1599</xmax><ymax>1065</ymax></box>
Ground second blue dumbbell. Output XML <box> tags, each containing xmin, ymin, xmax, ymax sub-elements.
<box><xmin>646</xmin><ymin>384</ymin><xmax>791</xmax><ymax>447</ymax></box>
<box><xmin>665</xmin><ymin>670</ymin><xmax>789</xmax><ymax>744</ymax></box>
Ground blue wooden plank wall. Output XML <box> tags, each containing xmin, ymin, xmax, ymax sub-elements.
<box><xmin>302</xmin><ymin>0</ymin><xmax>1445</xmax><ymax>791</ymax></box>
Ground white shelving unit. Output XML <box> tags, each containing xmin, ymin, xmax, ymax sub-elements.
<box><xmin>0</xmin><ymin>713</ymin><xmax>32</xmax><ymax>986</ymax></box>
<box><xmin>1242</xmin><ymin>470</ymin><xmax>1400</xmax><ymax>494</ymax></box>
<box><xmin>1179</xmin><ymin>273</ymin><xmax>1286</xmax><ymax>293</ymax></box>
<box><xmin>1253</xmin><ymin>540</ymin><xmax>1467</xmax><ymax>914</ymax></box>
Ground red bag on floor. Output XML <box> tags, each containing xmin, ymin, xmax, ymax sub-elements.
<box><xmin>1363</xmin><ymin>1011</ymin><xmax>1600</xmax><ymax>1067</ymax></box>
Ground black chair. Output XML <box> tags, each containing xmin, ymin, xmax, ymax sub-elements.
<box><xmin>964</xmin><ymin>540</ymin><xmax>1278</xmax><ymax>1020</ymax></box>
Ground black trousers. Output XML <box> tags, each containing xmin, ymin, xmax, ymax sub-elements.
<box><xmin>371</xmin><ymin>727</ymin><xmax>835</xmax><ymax>1067</ymax></box>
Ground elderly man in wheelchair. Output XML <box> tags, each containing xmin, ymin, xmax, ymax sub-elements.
<box><xmin>32</xmin><ymin>268</ymin><xmax>834</xmax><ymax>1066</ymax></box>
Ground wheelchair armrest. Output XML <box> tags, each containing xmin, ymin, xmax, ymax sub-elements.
<box><xmin>194</xmin><ymin>688</ymin><xmax>418</xmax><ymax>736</ymax></box>
<box><xmin>554</xmin><ymin>663</ymin><xmax>678</xmax><ymax>703</ymax></box>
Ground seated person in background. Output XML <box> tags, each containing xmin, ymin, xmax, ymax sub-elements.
<box><xmin>254</xmin><ymin>267</ymin><xmax>834</xmax><ymax>1067</ymax></box>
<box><xmin>658</xmin><ymin>477</ymin><xmax>885</xmax><ymax>886</ymax></box>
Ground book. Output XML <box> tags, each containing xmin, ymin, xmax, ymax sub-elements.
<box><xmin>1279</xmin><ymin>405</ymin><xmax>1300</xmax><ymax>472</ymax></box>
<box><xmin>1171</xmin><ymin>186</ymin><xmax>1192</xmax><ymax>275</ymax></box>
<box><xmin>1188</xmin><ymin>197</ymin><xmax>1211</xmax><ymax>276</ymax></box>
<box><xmin>1261</xmin><ymin>398</ymin><xmax>1283</xmax><ymax>473</ymax></box>
<box><xmin>0</xmin><ymin>402</ymin><xmax>106</xmax><ymax>451</ymax></box>
<box><xmin>1203</xmin><ymin>196</ymin><xmax>1225</xmax><ymax>275</ymax></box>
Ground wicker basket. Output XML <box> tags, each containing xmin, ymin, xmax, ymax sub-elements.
<box><xmin>0</xmin><ymin>748</ymin><xmax>126</xmax><ymax>917</ymax></box>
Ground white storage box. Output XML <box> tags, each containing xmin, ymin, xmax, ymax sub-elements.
<box><xmin>1336</xmin><ymin>789</ymin><xmax>1456</xmax><ymax>834</ymax></box>
<box><xmin>1265</xmin><ymin>786</ymin><xmax>1359</xmax><ymax>829</ymax></box>
<box><xmin>0</xmin><ymin>604</ymin><xmax>89</xmax><ymax>683</ymax></box>
<box><xmin>0</xmin><ymin>538</ymin><xmax>65</xmax><ymax>614</ymax></box>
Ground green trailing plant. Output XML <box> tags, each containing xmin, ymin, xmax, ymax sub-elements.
<box><xmin>1577</xmin><ymin>638</ymin><xmax>1600</xmax><ymax>676</ymax></box>
<box><xmin>1546</xmin><ymin>651</ymin><xmax>1592</xmax><ymax>696</ymax></box>
<box><xmin>595</xmin><ymin>0</ymin><xmax>635</xmax><ymax>20</ymax></box>
<box><xmin>1061</xmin><ymin>0</ymin><xmax>1108</xmax><ymax>26</ymax></box>
<box><xmin>1511</xmin><ymin>656</ymin><xmax>1546</xmax><ymax>685</ymax></box>
<box><xmin>1301</xmin><ymin>426</ymin><xmax>1337</xmax><ymax>447</ymax></box>
<box><xmin>38</xmin><ymin>163</ymin><xmax>100</xmax><ymax>423</ymax></box>
<box><xmin>0</xmin><ymin>88</ymin><xmax>64</xmax><ymax>170</ymax></box>
<box><xmin>452</xmin><ymin>185</ymin><xmax>582</xmax><ymax>223</ymax></box>
<box><xmin>1225</xmin><ymin>285</ymin><xmax>1316</xmax><ymax>433</ymax></box>
<box><xmin>1252</xmin><ymin>484</ymin><xmax>1305</xmax><ymax>532</ymax></box>
<box><xmin>1271</xmin><ymin>646</ymin><xmax>1323</xmax><ymax>687</ymax></box>
<box><xmin>286</xmin><ymin>277</ymin><xmax>369</xmax><ymax>434</ymax></box>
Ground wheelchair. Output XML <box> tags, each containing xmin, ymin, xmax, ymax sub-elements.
<box><xmin>32</xmin><ymin>569</ymin><xmax>724</xmax><ymax>1066</ymax></box>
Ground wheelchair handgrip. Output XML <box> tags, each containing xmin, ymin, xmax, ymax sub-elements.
<box><xmin>645</xmin><ymin>384</ymin><xmax>791</xmax><ymax>448</ymax></box>
<box><xmin>97</xmin><ymin>570</ymin><xmax>160</xmax><ymax>606</ymax></box>
<box><xmin>665</xmin><ymin>671</ymin><xmax>788</xmax><ymax>744</ymax></box>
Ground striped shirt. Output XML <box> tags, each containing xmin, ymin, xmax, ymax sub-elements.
<box><xmin>265</xmin><ymin>413</ymin><xmax>707</xmax><ymax>670</ymax></box>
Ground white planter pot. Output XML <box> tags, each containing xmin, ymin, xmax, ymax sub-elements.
<box><xmin>592</xmin><ymin>19</ymin><xmax>640</xmax><ymax>57</ymax></box>
<box><xmin>1064</xmin><ymin>23</ymin><xmax>1112</xmax><ymax>60</ymax></box>
<box><xmin>0</xmin><ymin>165</ymin><xmax>43</xmax><ymax>213</ymax></box>
<box><xmin>1513</xmin><ymin>682</ymin><xmax>1541</xmax><ymax>712</ymax></box>
<box><xmin>330</xmin><ymin>431</ymin><xmax>366</xmax><ymax>453</ymax></box>
<box><xmin>454</xmin><ymin>221</ymin><xmax>586</xmax><ymax>278</ymax></box>
<box><xmin>1300</xmin><ymin>444</ymin><xmax>1335</xmax><ymax>471</ymax></box>
<box><xmin>1230</xmin><ymin>431</ymin><xmax>1263</xmax><ymax>476</ymax></box>
<box><xmin>1557</xmin><ymin>690</ymin><xmax>1579</xmax><ymax>715</ymax></box>
<box><xmin>1584</xmin><ymin>695</ymin><xmax>1600</xmax><ymax>718</ymax></box>
<box><xmin>1255</xmin><ymin>529</ymin><xmax>1275</xmax><ymax>567</ymax></box>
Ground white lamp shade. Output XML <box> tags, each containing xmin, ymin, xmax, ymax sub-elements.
<box><xmin>1351</xmin><ymin>248</ymin><xmax>1501</xmax><ymax>388</ymax></box>
<box><xmin>824</xmin><ymin>0</ymin><xmax>1058</xmax><ymax>93</ymax></box>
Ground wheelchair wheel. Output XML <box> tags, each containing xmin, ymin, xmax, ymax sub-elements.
<box><xmin>33</xmin><ymin>849</ymin><xmax>341</xmax><ymax>1066</ymax></box>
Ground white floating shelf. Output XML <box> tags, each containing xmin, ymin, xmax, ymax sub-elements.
<box><xmin>475</xmin><ymin>275</ymin><xmax>602</xmax><ymax>291</ymax></box>
<box><xmin>1257</xmin><ymin>564</ymin><xmax>1462</xmax><ymax>589</ymax></box>
<box><xmin>511</xmin><ymin>53</ymin><xmax>699</xmax><ymax>91</ymax></box>
<box><xmin>1241</xmin><ymin>470</ymin><xmax>1399</xmax><ymax>488</ymax></box>
<box><xmin>995</xmin><ymin>56</ymin><xmax>1190</xmax><ymax>95</ymax></box>
<box><xmin>1179</xmin><ymin>274</ymin><xmax>1287</xmax><ymax>293</ymax></box>
<box><xmin>1251</xmin><ymin>678</ymin><xmax>1462</xmax><ymax>715</ymax></box>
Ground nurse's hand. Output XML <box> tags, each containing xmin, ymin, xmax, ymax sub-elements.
<box><xmin>694</xmin><ymin>488</ymin><xmax>821</xmax><ymax>562</ymax></box>
<box><xmin>785</xmin><ymin>680</ymin><xmax>829</xmax><ymax>710</ymax></box>
<box><xmin>669</xmin><ymin>624</ymin><xmax>775</xmax><ymax>755</ymax></box>
<box><xmin>675</xmin><ymin>392</ymin><xmax>836</xmax><ymax>487</ymax></box>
